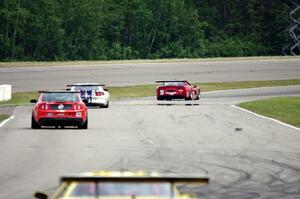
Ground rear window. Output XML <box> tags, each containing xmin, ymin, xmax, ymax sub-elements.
<box><xmin>163</xmin><ymin>82</ymin><xmax>185</xmax><ymax>86</ymax></box>
<box><xmin>97</xmin><ymin>182</ymin><xmax>171</xmax><ymax>196</ymax></box>
<box><xmin>66</xmin><ymin>182</ymin><xmax>171</xmax><ymax>197</ymax></box>
<box><xmin>42</xmin><ymin>93</ymin><xmax>79</xmax><ymax>102</ymax></box>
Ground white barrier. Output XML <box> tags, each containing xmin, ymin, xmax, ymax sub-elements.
<box><xmin>0</xmin><ymin>85</ymin><xmax>12</xmax><ymax>101</ymax></box>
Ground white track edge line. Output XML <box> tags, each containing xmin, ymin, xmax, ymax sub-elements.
<box><xmin>231</xmin><ymin>105</ymin><xmax>300</xmax><ymax>131</ymax></box>
<box><xmin>0</xmin><ymin>115</ymin><xmax>14</xmax><ymax>128</ymax></box>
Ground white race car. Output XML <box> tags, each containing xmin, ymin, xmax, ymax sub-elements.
<box><xmin>68</xmin><ymin>83</ymin><xmax>110</xmax><ymax>108</ymax></box>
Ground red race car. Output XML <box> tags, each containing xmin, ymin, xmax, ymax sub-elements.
<box><xmin>30</xmin><ymin>91</ymin><xmax>88</xmax><ymax>129</ymax></box>
<box><xmin>156</xmin><ymin>80</ymin><xmax>200</xmax><ymax>101</ymax></box>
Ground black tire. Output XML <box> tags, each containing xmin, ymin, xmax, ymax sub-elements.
<box><xmin>185</xmin><ymin>92</ymin><xmax>193</xmax><ymax>101</ymax></box>
<box><xmin>195</xmin><ymin>93</ymin><xmax>200</xmax><ymax>100</ymax></box>
<box><xmin>102</xmin><ymin>101</ymin><xmax>109</xmax><ymax>108</ymax></box>
<box><xmin>31</xmin><ymin>115</ymin><xmax>40</xmax><ymax>129</ymax></box>
<box><xmin>157</xmin><ymin>96</ymin><xmax>164</xmax><ymax>101</ymax></box>
<box><xmin>79</xmin><ymin>119</ymin><xmax>88</xmax><ymax>129</ymax></box>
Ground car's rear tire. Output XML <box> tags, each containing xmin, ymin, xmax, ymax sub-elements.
<box><xmin>157</xmin><ymin>96</ymin><xmax>164</xmax><ymax>101</ymax></box>
<box><xmin>195</xmin><ymin>93</ymin><xmax>200</xmax><ymax>100</ymax></box>
<box><xmin>31</xmin><ymin>115</ymin><xmax>40</xmax><ymax>129</ymax></box>
<box><xmin>102</xmin><ymin>101</ymin><xmax>109</xmax><ymax>108</ymax></box>
<box><xmin>79</xmin><ymin>119</ymin><xmax>88</xmax><ymax>129</ymax></box>
<box><xmin>185</xmin><ymin>92</ymin><xmax>193</xmax><ymax>101</ymax></box>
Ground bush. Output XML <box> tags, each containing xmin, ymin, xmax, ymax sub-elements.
<box><xmin>206</xmin><ymin>37</ymin><xmax>270</xmax><ymax>57</ymax></box>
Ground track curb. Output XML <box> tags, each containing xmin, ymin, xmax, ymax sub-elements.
<box><xmin>0</xmin><ymin>115</ymin><xmax>14</xmax><ymax>128</ymax></box>
<box><xmin>231</xmin><ymin>105</ymin><xmax>300</xmax><ymax>131</ymax></box>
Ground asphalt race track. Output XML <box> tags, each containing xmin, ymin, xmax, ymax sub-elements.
<box><xmin>0</xmin><ymin>86</ymin><xmax>300</xmax><ymax>199</ymax></box>
<box><xmin>0</xmin><ymin>58</ymin><xmax>300</xmax><ymax>92</ymax></box>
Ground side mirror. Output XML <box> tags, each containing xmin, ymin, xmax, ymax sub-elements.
<box><xmin>104</xmin><ymin>88</ymin><xmax>109</xmax><ymax>92</ymax></box>
<box><xmin>30</xmin><ymin>99</ymin><xmax>37</xmax><ymax>103</ymax></box>
<box><xmin>34</xmin><ymin>192</ymin><xmax>48</xmax><ymax>199</ymax></box>
<box><xmin>66</xmin><ymin>88</ymin><xmax>71</xmax><ymax>91</ymax></box>
<box><xmin>193</xmin><ymin>85</ymin><xmax>197</xmax><ymax>88</ymax></box>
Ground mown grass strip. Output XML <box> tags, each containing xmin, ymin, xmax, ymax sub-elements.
<box><xmin>0</xmin><ymin>114</ymin><xmax>9</xmax><ymax>123</ymax></box>
<box><xmin>109</xmin><ymin>79</ymin><xmax>300</xmax><ymax>99</ymax></box>
<box><xmin>238</xmin><ymin>97</ymin><xmax>300</xmax><ymax>128</ymax></box>
<box><xmin>0</xmin><ymin>92</ymin><xmax>38</xmax><ymax>106</ymax></box>
<box><xmin>0</xmin><ymin>79</ymin><xmax>299</xmax><ymax>105</ymax></box>
<box><xmin>197</xmin><ymin>79</ymin><xmax>300</xmax><ymax>92</ymax></box>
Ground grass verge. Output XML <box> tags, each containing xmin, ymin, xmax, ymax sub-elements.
<box><xmin>0</xmin><ymin>92</ymin><xmax>38</xmax><ymax>106</ymax></box>
<box><xmin>109</xmin><ymin>79</ymin><xmax>300</xmax><ymax>99</ymax></box>
<box><xmin>0</xmin><ymin>79</ymin><xmax>299</xmax><ymax>105</ymax></box>
<box><xmin>196</xmin><ymin>79</ymin><xmax>300</xmax><ymax>92</ymax></box>
<box><xmin>238</xmin><ymin>97</ymin><xmax>300</xmax><ymax>128</ymax></box>
<box><xmin>0</xmin><ymin>114</ymin><xmax>9</xmax><ymax>123</ymax></box>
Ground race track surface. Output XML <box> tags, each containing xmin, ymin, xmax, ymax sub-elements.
<box><xmin>0</xmin><ymin>58</ymin><xmax>300</xmax><ymax>92</ymax></box>
<box><xmin>0</xmin><ymin>86</ymin><xmax>299</xmax><ymax>199</ymax></box>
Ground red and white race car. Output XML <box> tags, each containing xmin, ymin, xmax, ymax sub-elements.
<box><xmin>67</xmin><ymin>83</ymin><xmax>110</xmax><ymax>108</ymax></box>
<box><xmin>156</xmin><ymin>80</ymin><xmax>201</xmax><ymax>101</ymax></box>
<box><xmin>30</xmin><ymin>91</ymin><xmax>88</xmax><ymax>129</ymax></box>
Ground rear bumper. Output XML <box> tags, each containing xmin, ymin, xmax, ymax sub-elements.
<box><xmin>39</xmin><ymin>118</ymin><xmax>84</xmax><ymax>126</ymax></box>
<box><xmin>85</xmin><ymin>97</ymin><xmax>108</xmax><ymax>106</ymax></box>
<box><xmin>157</xmin><ymin>94</ymin><xmax>186</xmax><ymax>100</ymax></box>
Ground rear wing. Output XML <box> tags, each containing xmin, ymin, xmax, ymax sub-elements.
<box><xmin>61</xmin><ymin>175</ymin><xmax>209</xmax><ymax>184</ymax></box>
<box><xmin>156</xmin><ymin>80</ymin><xmax>187</xmax><ymax>83</ymax></box>
<box><xmin>38</xmin><ymin>91</ymin><xmax>80</xmax><ymax>93</ymax></box>
<box><xmin>66</xmin><ymin>84</ymin><xmax>106</xmax><ymax>87</ymax></box>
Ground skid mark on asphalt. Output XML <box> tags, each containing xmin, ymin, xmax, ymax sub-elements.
<box><xmin>130</xmin><ymin>149</ymin><xmax>300</xmax><ymax>199</ymax></box>
<box><xmin>204</xmin><ymin>114</ymin><xmax>216</xmax><ymax>124</ymax></box>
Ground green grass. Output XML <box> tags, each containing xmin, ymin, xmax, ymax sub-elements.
<box><xmin>0</xmin><ymin>114</ymin><xmax>9</xmax><ymax>123</ymax></box>
<box><xmin>0</xmin><ymin>92</ymin><xmax>38</xmax><ymax>106</ymax></box>
<box><xmin>109</xmin><ymin>84</ymin><xmax>157</xmax><ymax>99</ymax></box>
<box><xmin>239</xmin><ymin>97</ymin><xmax>300</xmax><ymax>128</ymax></box>
<box><xmin>196</xmin><ymin>79</ymin><xmax>300</xmax><ymax>92</ymax></box>
<box><xmin>109</xmin><ymin>79</ymin><xmax>300</xmax><ymax>99</ymax></box>
<box><xmin>0</xmin><ymin>79</ymin><xmax>299</xmax><ymax>105</ymax></box>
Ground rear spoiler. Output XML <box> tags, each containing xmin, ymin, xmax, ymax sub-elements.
<box><xmin>67</xmin><ymin>84</ymin><xmax>106</xmax><ymax>87</ymax></box>
<box><xmin>61</xmin><ymin>175</ymin><xmax>209</xmax><ymax>184</ymax></box>
<box><xmin>156</xmin><ymin>80</ymin><xmax>187</xmax><ymax>83</ymax></box>
<box><xmin>38</xmin><ymin>91</ymin><xmax>80</xmax><ymax>93</ymax></box>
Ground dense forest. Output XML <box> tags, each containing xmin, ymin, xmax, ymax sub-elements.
<box><xmin>0</xmin><ymin>0</ymin><xmax>294</xmax><ymax>61</ymax></box>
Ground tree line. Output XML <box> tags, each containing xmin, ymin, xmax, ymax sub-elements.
<box><xmin>0</xmin><ymin>0</ymin><xmax>290</xmax><ymax>61</ymax></box>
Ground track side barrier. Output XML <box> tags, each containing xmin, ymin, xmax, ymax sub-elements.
<box><xmin>0</xmin><ymin>85</ymin><xmax>12</xmax><ymax>101</ymax></box>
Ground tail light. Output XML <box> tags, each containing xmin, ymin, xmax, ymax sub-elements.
<box><xmin>38</xmin><ymin>103</ymin><xmax>49</xmax><ymax>110</ymax></box>
<box><xmin>95</xmin><ymin>91</ymin><xmax>104</xmax><ymax>96</ymax></box>
<box><xmin>74</xmin><ymin>104</ymin><xmax>83</xmax><ymax>110</ymax></box>
<box><xmin>159</xmin><ymin>89</ymin><xmax>164</xmax><ymax>95</ymax></box>
<box><xmin>186</xmin><ymin>91</ymin><xmax>190</xmax><ymax>97</ymax></box>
